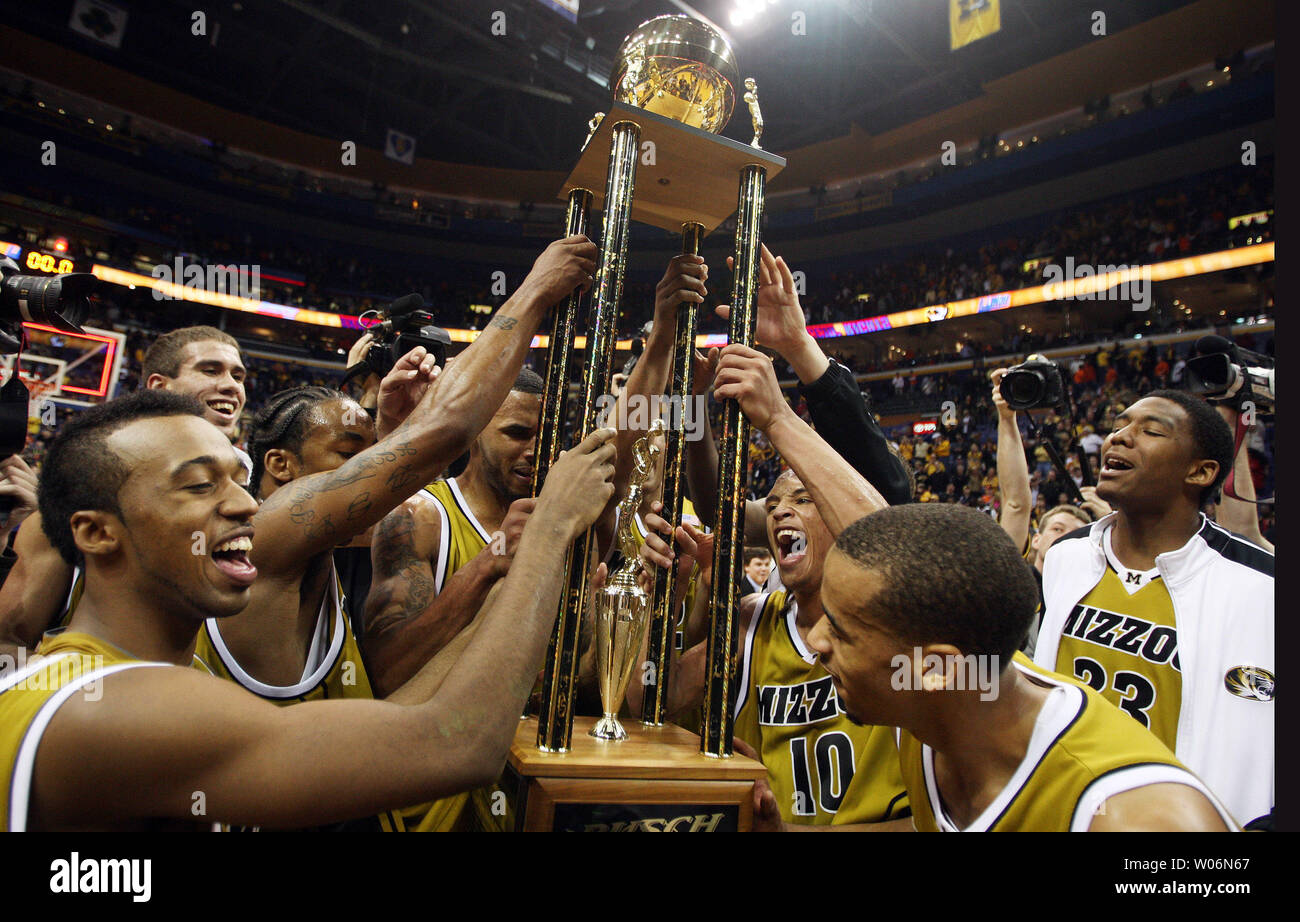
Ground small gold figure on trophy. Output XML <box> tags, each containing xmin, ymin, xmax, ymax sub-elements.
<box><xmin>744</xmin><ymin>77</ymin><xmax>764</xmax><ymax>149</ymax></box>
<box><xmin>620</xmin><ymin>53</ymin><xmax>645</xmax><ymax>106</ymax></box>
<box><xmin>582</xmin><ymin>111</ymin><xmax>605</xmax><ymax>152</ymax></box>
<box><xmin>590</xmin><ymin>420</ymin><xmax>664</xmax><ymax>741</ymax></box>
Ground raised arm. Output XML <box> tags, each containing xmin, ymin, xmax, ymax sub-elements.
<box><xmin>713</xmin><ymin>344</ymin><xmax>888</xmax><ymax>537</ymax></box>
<box><xmin>1213</xmin><ymin>405</ymin><xmax>1272</xmax><ymax>551</ymax></box>
<box><xmin>682</xmin><ymin>349</ymin><xmax>768</xmax><ymax>548</ymax></box>
<box><xmin>251</xmin><ymin>235</ymin><xmax>597</xmax><ymax>570</ymax></box>
<box><xmin>990</xmin><ymin>368</ymin><xmax>1032</xmax><ymax>553</ymax></box>
<box><xmin>30</xmin><ymin>429</ymin><xmax>617</xmax><ymax>831</ymax></box>
<box><xmin>362</xmin><ymin>495</ymin><xmax>534</xmax><ymax>697</ymax></box>
<box><xmin>718</xmin><ymin>245</ymin><xmax>911</xmax><ymax>506</ymax></box>
<box><xmin>0</xmin><ymin>511</ymin><xmax>74</xmax><ymax>658</ymax></box>
<box><xmin>608</xmin><ymin>255</ymin><xmax>707</xmax><ymax>506</ymax></box>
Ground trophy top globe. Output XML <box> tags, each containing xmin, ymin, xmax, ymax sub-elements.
<box><xmin>613</xmin><ymin>14</ymin><xmax>740</xmax><ymax>134</ymax></box>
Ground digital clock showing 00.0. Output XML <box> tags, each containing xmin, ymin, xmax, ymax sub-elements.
<box><xmin>24</xmin><ymin>250</ymin><xmax>75</xmax><ymax>274</ymax></box>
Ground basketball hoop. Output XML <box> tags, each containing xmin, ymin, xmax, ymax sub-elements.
<box><xmin>25</xmin><ymin>376</ymin><xmax>58</xmax><ymax>421</ymax></box>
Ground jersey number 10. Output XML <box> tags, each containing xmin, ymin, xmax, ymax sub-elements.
<box><xmin>789</xmin><ymin>732</ymin><xmax>855</xmax><ymax>817</ymax></box>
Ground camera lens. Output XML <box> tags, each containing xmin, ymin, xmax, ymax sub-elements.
<box><xmin>1184</xmin><ymin>354</ymin><xmax>1234</xmax><ymax>396</ymax></box>
<box><xmin>1000</xmin><ymin>369</ymin><xmax>1044</xmax><ymax>410</ymax></box>
<box><xmin>0</xmin><ymin>270</ymin><xmax>92</xmax><ymax>332</ymax></box>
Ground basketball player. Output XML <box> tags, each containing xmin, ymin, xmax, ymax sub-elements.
<box><xmin>809</xmin><ymin>503</ymin><xmax>1236</xmax><ymax>831</ymax></box>
<box><xmin>0</xmin><ymin>325</ymin><xmax>249</xmax><ymax>660</ymax></box>
<box><xmin>0</xmin><ymin>390</ymin><xmax>616</xmax><ymax>830</ymax></box>
<box><xmin>363</xmin><ymin>252</ymin><xmax>710</xmax><ymax>697</ymax></box>
<box><xmin>362</xmin><ymin>367</ymin><xmax>545</xmax><ymax>697</ymax></box>
<box><xmin>637</xmin><ymin>343</ymin><xmax>910</xmax><ymax>829</ymax></box>
<box><xmin>188</xmin><ymin>236</ymin><xmax>595</xmax><ymax>830</ymax></box>
<box><xmin>1033</xmin><ymin>391</ymin><xmax>1273</xmax><ymax>829</ymax></box>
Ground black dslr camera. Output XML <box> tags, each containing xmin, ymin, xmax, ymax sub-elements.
<box><xmin>998</xmin><ymin>353</ymin><xmax>1092</xmax><ymax>505</ymax></box>
<box><xmin>999</xmin><ymin>354</ymin><xmax>1065</xmax><ymax>410</ymax></box>
<box><xmin>345</xmin><ymin>293</ymin><xmax>452</xmax><ymax>384</ymax></box>
<box><xmin>0</xmin><ymin>256</ymin><xmax>92</xmax><ymax>352</ymax></box>
<box><xmin>0</xmin><ymin>256</ymin><xmax>97</xmax><ymax>511</ymax></box>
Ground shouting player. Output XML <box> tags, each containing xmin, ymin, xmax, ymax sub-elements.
<box><xmin>638</xmin><ymin>343</ymin><xmax>909</xmax><ymax>829</ymax></box>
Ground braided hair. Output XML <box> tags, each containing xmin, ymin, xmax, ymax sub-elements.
<box><xmin>247</xmin><ymin>386</ymin><xmax>346</xmax><ymax>497</ymax></box>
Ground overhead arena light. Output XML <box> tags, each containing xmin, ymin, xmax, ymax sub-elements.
<box><xmin>730</xmin><ymin>0</ymin><xmax>781</xmax><ymax>28</ymax></box>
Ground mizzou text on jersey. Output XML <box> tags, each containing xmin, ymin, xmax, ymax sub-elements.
<box><xmin>734</xmin><ymin>591</ymin><xmax>908</xmax><ymax>825</ymax></box>
<box><xmin>1054</xmin><ymin>531</ymin><xmax>1180</xmax><ymax>749</ymax></box>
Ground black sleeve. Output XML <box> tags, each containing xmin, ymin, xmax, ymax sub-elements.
<box><xmin>797</xmin><ymin>360</ymin><xmax>913</xmax><ymax>506</ymax></box>
<box><xmin>0</xmin><ymin>546</ymin><xmax>17</xmax><ymax>592</ymax></box>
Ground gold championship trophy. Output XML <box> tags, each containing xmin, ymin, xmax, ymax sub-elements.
<box><xmin>499</xmin><ymin>14</ymin><xmax>784</xmax><ymax>832</ymax></box>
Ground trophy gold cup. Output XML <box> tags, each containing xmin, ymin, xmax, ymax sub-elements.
<box><xmin>590</xmin><ymin>421</ymin><xmax>664</xmax><ymax>741</ymax></box>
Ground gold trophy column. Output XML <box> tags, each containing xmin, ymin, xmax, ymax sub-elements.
<box><xmin>641</xmin><ymin>221</ymin><xmax>704</xmax><ymax>726</ymax></box>
<box><xmin>532</xmin><ymin>188</ymin><xmax>594</xmax><ymax>494</ymax></box>
<box><xmin>700</xmin><ymin>164</ymin><xmax>767</xmax><ymax>758</ymax></box>
<box><xmin>536</xmin><ymin>121</ymin><xmax>642</xmax><ymax>753</ymax></box>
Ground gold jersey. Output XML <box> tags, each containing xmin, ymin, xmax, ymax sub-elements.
<box><xmin>424</xmin><ymin>478</ymin><xmax>508</xmax><ymax>832</ymax></box>
<box><xmin>1053</xmin><ymin>532</ymin><xmax>1181</xmax><ymax>749</ymax></box>
<box><xmin>901</xmin><ymin>654</ymin><xmax>1233</xmax><ymax>831</ymax></box>
<box><xmin>0</xmin><ymin>631</ymin><xmax>175</xmax><ymax>830</ymax></box>
<box><xmin>194</xmin><ymin>566</ymin><xmax>372</xmax><ymax>703</ymax></box>
<box><xmin>423</xmin><ymin>478</ymin><xmax>493</xmax><ymax>591</ymax></box>
<box><xmin>195</xmin><ymin>562</ymin><xmax>462</xmax><ymax>832</ymax></box>
<box><xmin>734</xmin><ymin>591</ymin><xmax>909</xmax><ymax>826</ymax></box>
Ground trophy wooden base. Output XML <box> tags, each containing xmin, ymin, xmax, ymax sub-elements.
<box><xmin>478</xmin><ymin>716</ymin><xmax>766</xmax><ymax>832</ymax></box>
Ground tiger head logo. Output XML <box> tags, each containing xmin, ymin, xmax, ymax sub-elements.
<box><xmin>1224</xmin><ymin>666</ymin><xmax>1275</xmax><ymax>702</ymax></box>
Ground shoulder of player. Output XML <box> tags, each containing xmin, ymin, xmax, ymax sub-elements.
<box><xmin>374</xmin><ymin>492</ymin><xmax>443</xmax><ymax>558</ymax></box>
<box><xmin>1087</xmin><ymin>782</ymin><xmax>1232</xmax><ymax>832</ymax></box>
<box><xmin>32</xmin><ymin>664</ymin><xmax>253</xmax><ymax>823</ymax></box>
<box><xmin>1194</xmin><ymin>518</ymin><xmax>1273</xmax><ymax>579</ymax></box>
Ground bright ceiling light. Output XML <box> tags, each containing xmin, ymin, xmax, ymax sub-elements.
<box><xmin>731</xmin><ymin>0</ymin><xmax>777</xmax><ymax>27</ymax></box>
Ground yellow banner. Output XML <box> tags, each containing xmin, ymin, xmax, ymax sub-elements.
<box><xmin>951</xmin><ymin>0</ymin><xmax>1001</xmax><ymax>51</ymax></box>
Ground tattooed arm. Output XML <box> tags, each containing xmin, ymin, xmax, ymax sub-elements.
<box><xmin>250</xmin><ymin>235</ymin><xmax>598</xmax><ymax>574</ymax></box>
<box><xmin>362</xmin><ymin>495</ymin><xmax>503</xmax><ymax>697</ymax></box>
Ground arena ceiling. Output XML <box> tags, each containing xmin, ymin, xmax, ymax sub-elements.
<box><xmin>7</xmin><ymin>0</ymin><xmax>1214</xmax><ymax>172</ymax></box>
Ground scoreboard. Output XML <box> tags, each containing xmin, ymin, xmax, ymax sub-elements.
<box><xmin>1</xmin><ymin>240</ymin><xmax>82</xmax><ymax>276</ymax></box>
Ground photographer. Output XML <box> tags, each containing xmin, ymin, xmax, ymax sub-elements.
<box><xmin>990</xmin><ymin>366</ymin><xmax>1110</xmax><ymax>561</ymax></box>
<box><xmin>1211</xmin><ymin>404</ymin><xmax>1272</xmax><ymax>552</ymax></box>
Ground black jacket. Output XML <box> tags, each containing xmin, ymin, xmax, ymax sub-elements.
<box><xmin>798</xmin><ymin>360</ymin><xmax>912</xmax><ymax>506</ymax></box>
